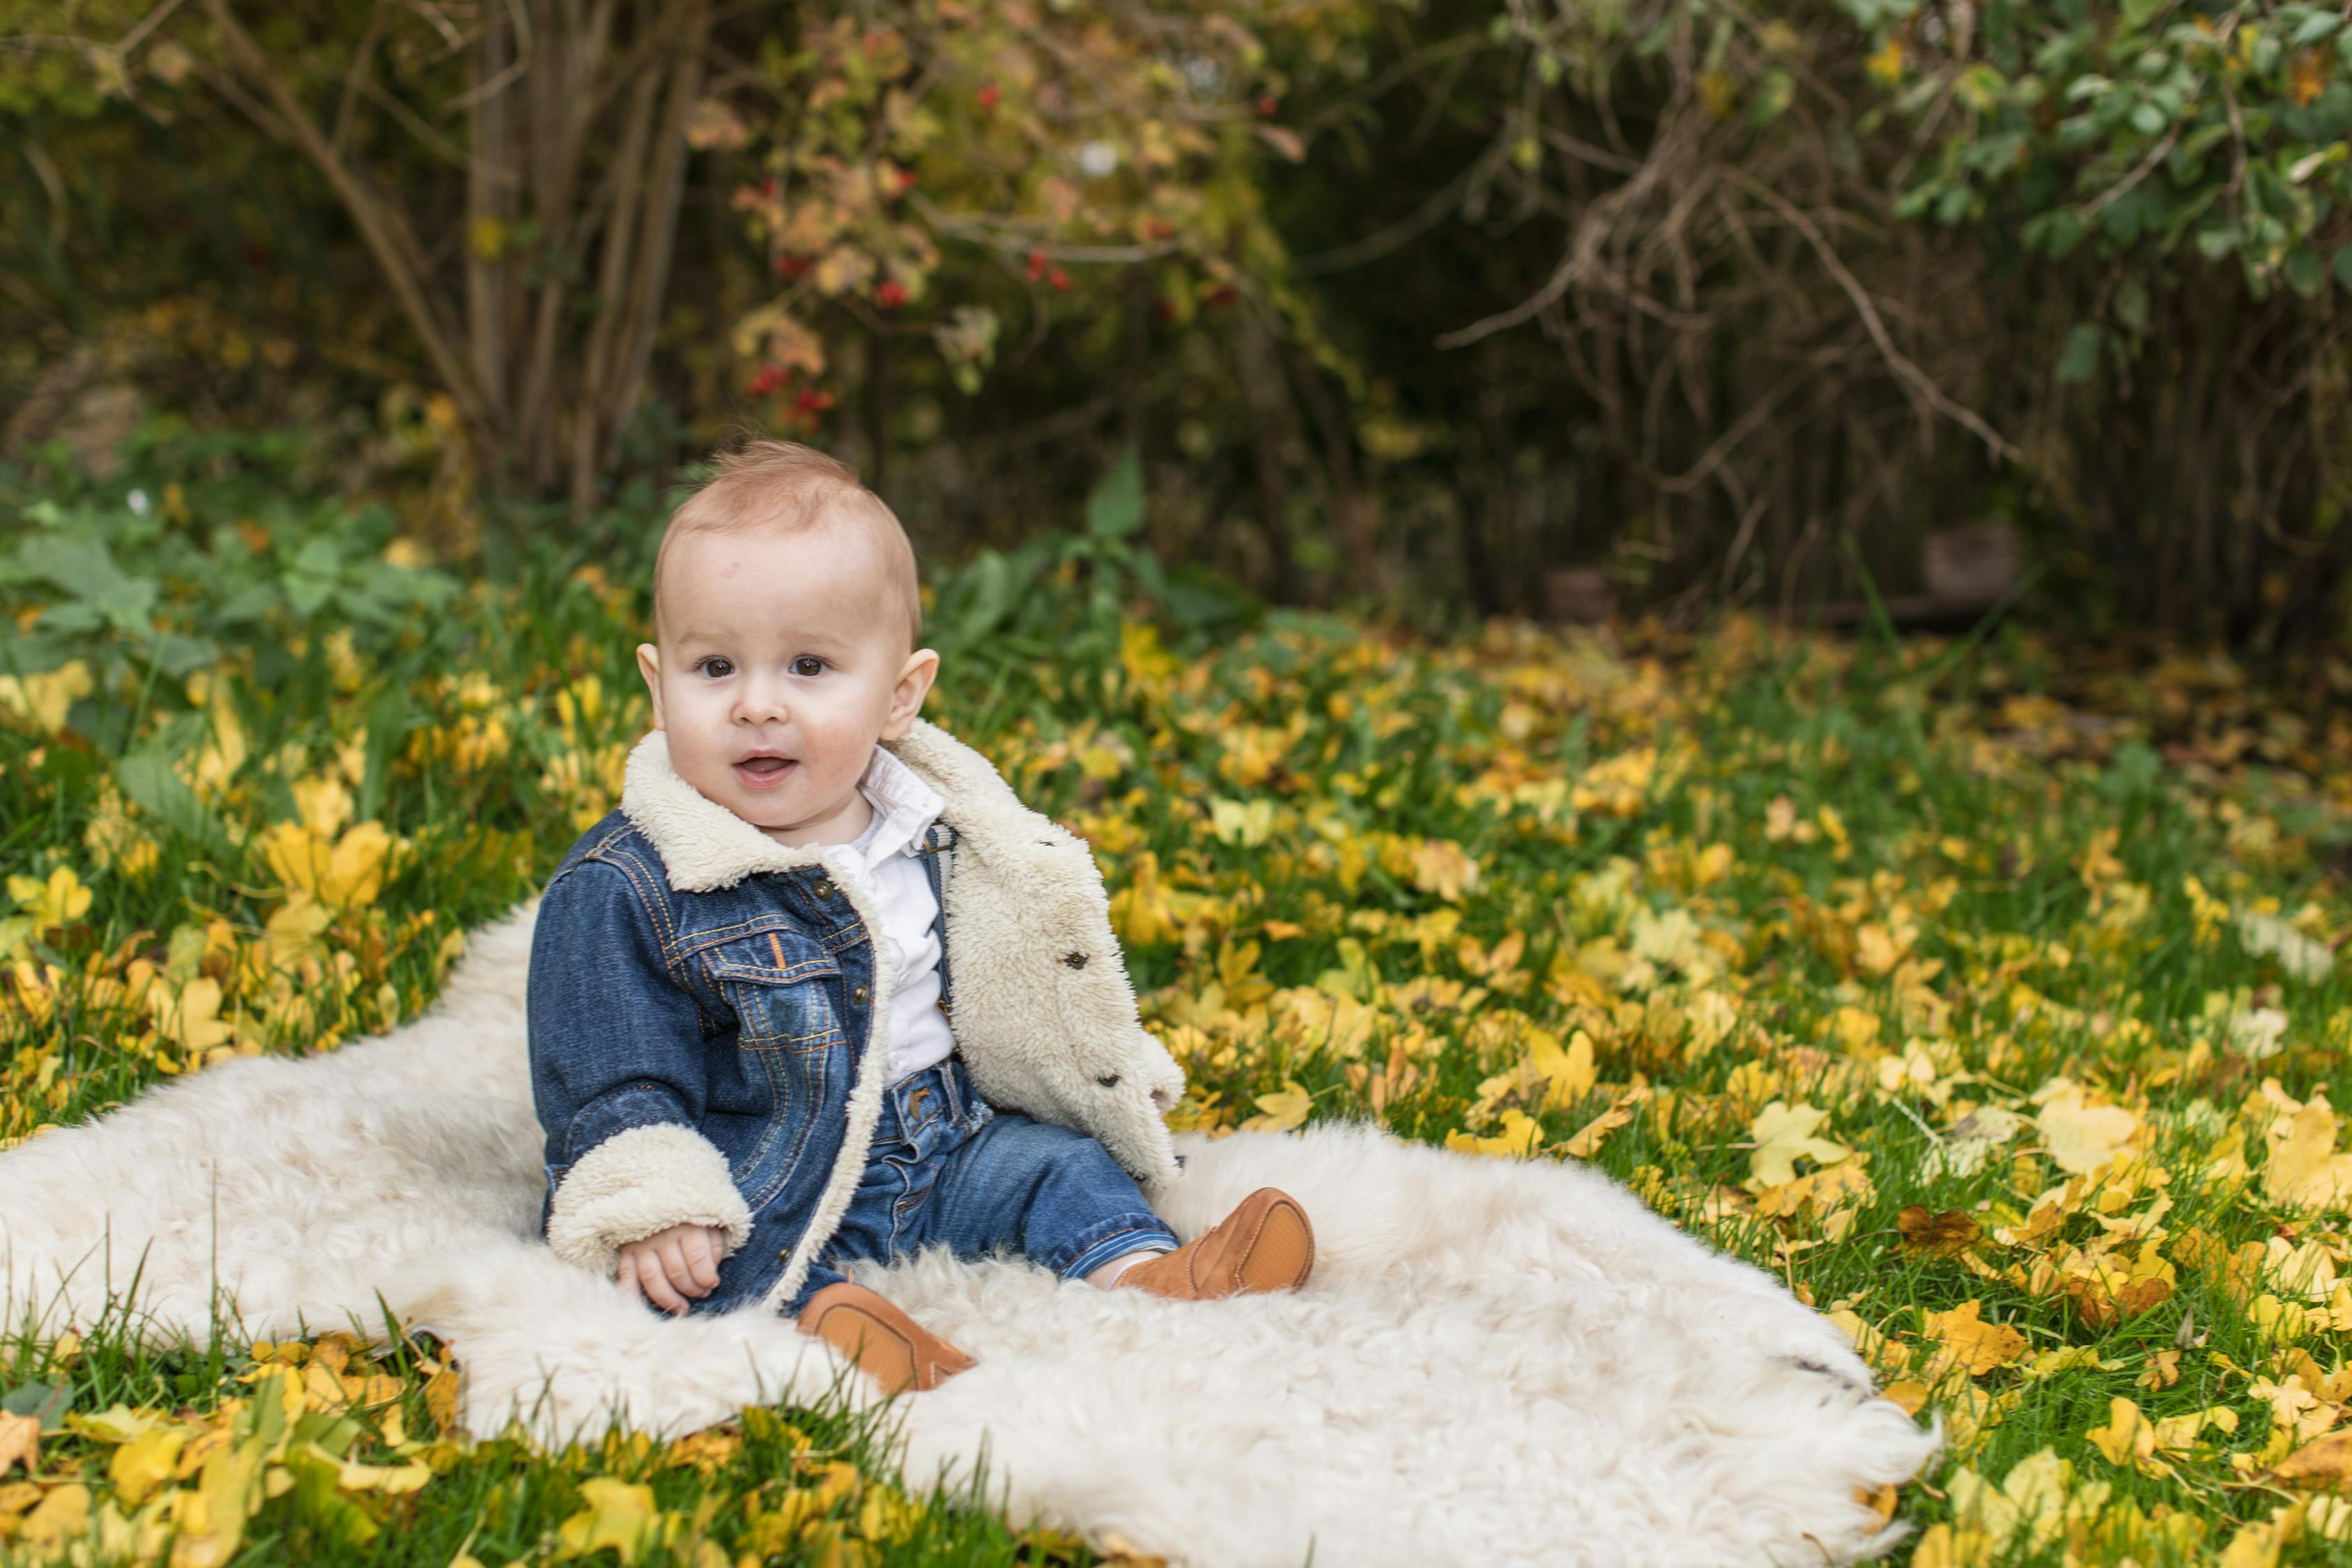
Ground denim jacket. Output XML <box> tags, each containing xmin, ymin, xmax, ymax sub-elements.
<box><xmin>527</xmin><ymin>721</ymin><xmax>1186</xmax><ymax>1314</ymax></box>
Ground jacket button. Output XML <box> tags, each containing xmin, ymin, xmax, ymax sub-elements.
<box><xmin>852</xmin><ymin>984</ymin><xmax>871</xmax><ymax>1006</ymax></box>
<box><xmin>812</xmin><ymin>877</ymin><xmax>837</xmax><ymax>900</ymax></box>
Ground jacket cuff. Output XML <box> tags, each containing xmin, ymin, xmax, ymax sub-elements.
<box><xmin>545</xmin><ymin>1123</ymin><xmax>755</xmax><ymax>1277</ymax></box>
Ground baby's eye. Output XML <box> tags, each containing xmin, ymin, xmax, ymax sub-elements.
<box><xmin>694</xmin><ymin>656</ymin><xmax>735</xmax><ymax>679</ymax></box>
<box><xmin>790</xmin><ymin>655</ymin><xmax>827</xmax><ymax>677</ymax></box>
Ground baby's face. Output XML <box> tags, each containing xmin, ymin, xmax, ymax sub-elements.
<box><xmin>637</xmin><ymin>517</ymin><xmax>936</xmax><ymax>847</ymax></box>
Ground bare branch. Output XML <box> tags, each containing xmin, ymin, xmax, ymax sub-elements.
<box><xmin>1725</xmin><ymin>167</ymin><xmax>2019</xmax><ymax>463</ymax></box>
<box><xmin>199</xmin><ymin>0</ymin><xmax>488</xmax><ymax>435</ymax></box>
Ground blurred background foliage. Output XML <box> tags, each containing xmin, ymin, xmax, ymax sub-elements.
<box><xmin>3</xmin><ymin>0</ymin><xmax>2350</xmax><ymax>647</ymax></box>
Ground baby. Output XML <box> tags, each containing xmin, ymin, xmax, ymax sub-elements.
<box><xmin>526</xmin><ymin>441</ymin><xmax>1314</xmax><ymax>1392</ymax></box>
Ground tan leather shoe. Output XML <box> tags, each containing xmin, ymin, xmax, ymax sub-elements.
<box><xmin>1119</xmin><ymin>1187</ymin><xmax>1314</xmax><ymax>1301</ymax></box>
<box><xmin>797</xmin><ymin>1282</ymin><xmax>975</xmax><ymax>1394</ymax></box>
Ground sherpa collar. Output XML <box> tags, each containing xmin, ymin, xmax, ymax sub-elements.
<box><xmin>618</xmin><ymin>721</ymin><xmax>1003</xmax><ymax>893</ymax></box>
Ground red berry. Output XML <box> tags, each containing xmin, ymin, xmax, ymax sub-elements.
<box><xmin>1153</xmin><ymin>298</ymin><xmax>1177</xmax><ymax>321</ymax></box>
<box><xmin>794</xmin><ymin>389</ymin><xmax>836</xmax><ymax>414</ymax></box>
<box><xmin>774</xmin><ymin>253</ymin><xmax>810</xmax><ymax>278</ymax></box>
<box><xmin>1026</xmin><ymin>249</ymin><xmax>1048</xmax><ymax>281</ymax></box>
<box><xmin>1257</xmin><ymin>95</ymin><xmax>1278</xmax><ymax>116</ymax></box>
<box><xmin>1204</xmin><ymin>283</ymin><xmax>1237</xmax><ymax>309</ymax></box>
<box><xmin>749</xmin><ymin>365</ymin><xmax>789</xmax><ymax>397</ymax></box>
<box><xmin>1048</xmin><ymin>268</ymin><xmax>1071</xmax><ymax>291</ymax></box>
<box><xmin>976</xmin><ymin>83</ymin><xmax>1001</xmax><ymax>110</ymax></box>
<box><xmin>875</xmin><ymin>279</ymin><xmax>909</xmax><ymax>308</ymax></box>
<box><xmin>895</xmin><ymin>167</ymin><xmax>918</xmax><ymax>192</ymax></box>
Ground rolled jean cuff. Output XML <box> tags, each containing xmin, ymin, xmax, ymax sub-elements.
<box><xmin>1054</xmin><ymin>1213</ymin><xmax>1180</xmax><ymax>1281</ymax></box>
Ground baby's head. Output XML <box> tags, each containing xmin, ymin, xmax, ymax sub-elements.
<box><xmin>637</xmin><ymin>441</ymin><xmax>938</xmax><ymax>847</ymax></box>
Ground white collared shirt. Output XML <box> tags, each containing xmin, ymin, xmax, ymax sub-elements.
<box><xmin>840</xmin><ymin>744</ymin><xmax>958</xmax><ymax>1086</ymax></box>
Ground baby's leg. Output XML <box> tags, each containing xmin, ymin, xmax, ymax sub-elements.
<box><xmin>910</xmin><ymin>1113</ymin><xmax>1177</xmax><ymax>1284</ymax></box>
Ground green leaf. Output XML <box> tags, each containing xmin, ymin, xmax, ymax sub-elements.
<box><xmin>2121</xmin><ymin>0</ymin><xmax>2167</xmax><ymax>26</ymax></box>
<box><xmin>2115</xmin><ymin>277</ymin><xmax>2151</xmax><ymax>332</ymax></box>
<box><xmin>2057</xmin><ymin>322</ymin><xmax>2105</xmax><ymax>383</ymax></box>
<box><xmin>2</xmin><ymin>1381</ymin><xmax>72</xmax><ymax>1434</ymax></box>
<box><xmin>2286</xmin><ymin>245</ymin><xmax>2325</xmax><ymax>297</ymax></box>
<box><xmin>2292</xmin><ymin>11</ymin><xmax>2342</xmax><ymax>47</ymax></box>
<box><xmin>116</xmin><ymin>744</ymin><xmax>238</xmax><ymax>861</ymax></box>
<box><xmin>1084</xmin><ymin>446</ymin><xmax>1145</xmax><ymax>541</ymax></box>
<box><xmin>2334</xmin><ymin>239</ymin><xmax>2352</xmax><ymax>288</ymax></box>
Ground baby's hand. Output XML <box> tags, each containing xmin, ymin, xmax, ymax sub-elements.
<box><xmin>616</xmin><ymin>1222</ymin><xmax>725</xmax><ymax>1314</ymax></box>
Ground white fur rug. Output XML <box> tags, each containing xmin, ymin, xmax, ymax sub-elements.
<box><xmin>0</xmin><ymin>904</ymin><xmax>1934</xmax><ymax>1565</ymax></box>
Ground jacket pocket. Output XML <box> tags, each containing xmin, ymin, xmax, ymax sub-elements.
<box><xmin>707</xmin><ymin>932</ymin><xmax>844</xmax><ymax>1050</ymax></box>
<box><xmin>703</xmin><ymin>934</ymin><xmax>848</xmax><ymax>1210</ymax></box>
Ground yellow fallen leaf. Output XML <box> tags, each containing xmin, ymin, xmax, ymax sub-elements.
<box><xmin>2034</xmin><ymin>1083</ymin><xmax>2142</xmax><ymax>1175</ymax></box>
<box><xmin>175</xmin><ymin>1436</ymin><xmax>268</xmax><ymax>1568</ymax></box>
<box><xmin>67</xmin><ymin>1404</ymin><xmax>170</xmax><ymax>1444</ymax></box>
<box><xmin>314</xmin><ymin>1445</ymin><xmax>431</xmax><ymax>1495</ymax></box>
<box><xmin>0</xmin><ymin>659</ymin><xmax>92</xmax><ymax>734</ymax></box>
<box><xmin>1238</xmin><ymin>1080</ymin><xmax>1314</xmax><ymax>1134</ymax></box>
<box><xmin>1408</xmin><ymin>839</ymin><xmax>1479</xmax><ymax>902</ymax></box>
<box><xmin>558</xmin><ymin>1476</ymin><xmax>672</xmax><ymax>1565</ymax></box>
<box><xmin>2086</xmin><ymin>1397</ymin><xmax>2167</xmax><ymax>1474</ymax></box>
<box><xmin>291</xmin><ymin>774</ymin><xmax>355</xmax><ymax>840</ymax></box>
<box><xmin>19</xmin><ymin>1482</ymin><xmax>89</xmax><ymax>1547</ymax></box>
<box><xmin>1445</xmin><ymin>1109</ymin><xmax>1544</xmax><ymax>1160</ymax></box>
<box><xmin>2266</xmin><ymin>1093</ymin><xmax>2352</xmax><ymax>1213</ymax></box>
<box><xmin>1528</xmin><ymin>1029</ymin><xmax>1596</xmax><ymax>1111</ymax></box>
<box><xmin>1560</xmin><ymin>1094</ymin><xmax>1640</xmax><ymax>1160</ymax></box>
<box><xmin>0</xmin><ymin>1411</ymin><xmax>38</xmax><ymax>1475</ymax></box>
<box><xmin>1745</xmin><ymin>1101</ymin><xmax>1850</xmax><ymax>1191</ymax></box>
<box><xmin>1922</xmin><ymin>1300</ymin><xmax>2030</xmax><ymax>1378</ymax></box>
<box><xmin>8</xmin><ymin>865</ymin><xmax>92</xmax><ymax>928</ymax></box>
<box><xmin>111</xmin><ymin>1427</ymin><xmax>185</xmax><ymax>1505</ymax></box>
<box><xmin>2270</xmin><ymin>1429</ymin><xmax>2352</xmax><ymax>1489</ymax></box>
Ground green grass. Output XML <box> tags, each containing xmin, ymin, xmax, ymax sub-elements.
<box><xmin>4</xmin><ymin>433</ymin><xmax>2352</xmax><ymax>1564</ymax></box>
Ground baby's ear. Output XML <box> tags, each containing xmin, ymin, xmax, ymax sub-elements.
<box><xmin>636</xmin><ymin>643</ymin><xmax>666</xmax><ymax>730</ymax></box>
<box><xmin>884</xmin><ymin>647</ymin><xmax>940</xmax><ymax>737</ymax></box>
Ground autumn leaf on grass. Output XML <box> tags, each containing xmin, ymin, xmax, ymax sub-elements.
<box><xmin>1921</xmin><ymin>1300</ymin><xmax>2029</xmax><ymax>1381</ymax></box>
<box><xmin>2264</xmin><ymin>1092</ymin><xmax>2352</xmax><ymax>1213</ymax></box>
<box><xmin>0</xmin><ymin>1412</ymin><xmax>36</xmax><ymax>1475</ymax></box>
<box><xmin>2033</xmin><ymin>1081</ymin><xmax>2144</xmax><ymax>1175</ymax></box>
<box><xmin>1408</xmin><ymin>839</ymin><xmax>1478</xmax><ymax>902</ymax></box>
<box><xmin>1899</xmin><ymin>1206</ymin><xmax>1983</xmax><ymax>1259</ymax></box>
<box><xmin>1528</xmin><ymin>1029</ymin><xmax>1597</xmax><ymax>1112</ymax></box>
<box><xmin>1744</xmin><ymin>1101</ymin><xmax>1850</xmax><ymax>1192</ymax></box>
<box><xmin>1923</xmin><ymin>1106</ymin><xmax>2026</xmax><ymax>1181</ymax></box>
<box><xmin>7</xmin><ymin>866</ymin><xmax>91</xmax><ymax>929</ymax></box>
<box><xmin>2086</xmin><ymin>1397</ymin><xmax>2167</xmax><ymax>1476</ymax></box>
<box><xmin>559</xmin><ymin>1477</ymin><xmax>674</xmax><ymax>1564</ymax></box>
<box><xmin>1560</xmin><ymin>1092</ymin><xmax>1646</xmax><ymax>1160</ymax></box>
<box><xmin>109</xmin><ymin>1426</ymin><xmax>183</xmax><ymax>1505</ymax></box>
<box><xmin>2268</xmin><ymin>1430</ymin><xmax>2352</xmax><ymax>1490</ymax></box>
<box><xmin>1446</xmin><ymin>1109</ymin><xmax>1544</xmax><ymax>1160</ymax></box>
<box><xmin>2057</xmin><ymin>1238</ymin><xmax>2177</xmax><ymax>1328</ymax></box>
<box><xmin>1239</xmin><ymin>1080</ymin><xmax>1314</xmax><ymax>1134</ymax></box>
<box><xmin>257</xmin><ymin>819</ymin><xmax>397</xmax><ymax>910</ymax></box>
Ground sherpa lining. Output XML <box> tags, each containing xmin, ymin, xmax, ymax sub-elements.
<box><xmin>545</xmin><ymin>1122</ymin><xmax>755</xmax><ymax>1277</ymax></box>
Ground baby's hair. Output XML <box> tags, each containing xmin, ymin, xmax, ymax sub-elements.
<box><xmin>652</xmin><ymin>440</ymin><xmax>922</xmax><ymax>650</ymax></box>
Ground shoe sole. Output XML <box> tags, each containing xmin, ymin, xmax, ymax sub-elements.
<box><xmin>1236</xmin><ymin>1194</ymin><xmax>1314</xmax><ymax>1293</ymax></box>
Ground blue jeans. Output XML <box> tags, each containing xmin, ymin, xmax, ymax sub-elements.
<box><xmin>778</xmin><ymin>1056</ymin><xmax>1176</xmax><ymax>1317</ymax></box>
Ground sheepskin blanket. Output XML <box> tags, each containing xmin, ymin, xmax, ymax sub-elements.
<box><xmin>0</xmin><ymin>904</ymin><xmax>1935</xmax><ymax>1566</ymax></box>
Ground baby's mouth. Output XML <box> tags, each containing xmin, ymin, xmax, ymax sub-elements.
<box><xmin>733</xmin><ymin>754</ymin><xmax>797</xmax><ymax>787</ymax></box>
